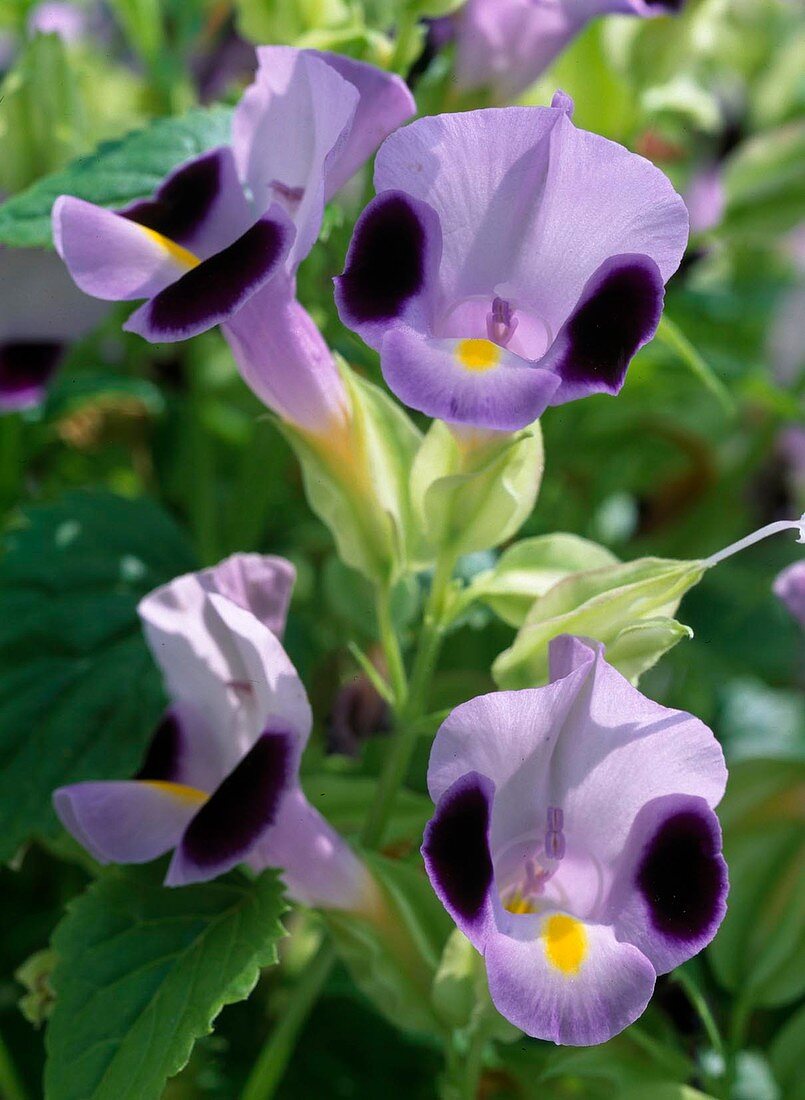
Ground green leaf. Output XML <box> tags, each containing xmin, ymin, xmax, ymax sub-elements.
<box><xmin>410</xmin><ymin>419</ymin><xmax>544</xmax><ymax>561</ymax></box>
<box><xmin>0</xmin><ymin>491</ymin><xmax>196</xmax><ymax>859</ymax></box>
<box><xmin>0</xmin><ymin>32</ymin><xmax>88</xmax><ymax>193</ymax></box>
<box><xmin>0</xmin><ymin>105</ymin><xmax>232</xmax><ymax>247</ymax></box>
<box><xmin>325</xmin><ymin>852</ymin><xmax>452</xmax><ymax>1035</ymax></box>
<box><xmin>708</xmin><ymin>759</ymin><xmax>805</xmax><ymax>1009</ymax></box>
<box><xmin>302</xmin><ymin>770</ymin><xmax>432</xmax><ymax>851</ymax></box>
<box><xmin>464</xmin><ymin>533</ymin><xmax>618</xmax><ymax>627</ymax></box>
<box><xmin>723</xmin><ymin>122</ymin><xmax>805</xmax><ymax>238</ymax></box>
<box><xmin>45</xmin><ymin>864</ymin><xmax>287</xmax><ymax>1100</ymax></box>
<box><xmin>769</xmin><ymin>1003</ymin><xmax>805</xmax><ymax>1100</ymax></box>
<box><xmin>493</xmin><ymin>557</ymin><xmax>704</xmax><ymax>688</ymax></box>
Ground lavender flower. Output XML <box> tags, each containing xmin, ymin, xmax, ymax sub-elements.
<box><xmin>422</xmin><ymin>635</ymin><xmax>727</xmax><ymax>1044</ymax></box>
<box><xmin>54</xmin><ymin>554</ymin><xmax>377</xmax><ymax>911</ymax></box>
<box><xmin>337</xmin><ymin>93</ymin><xmax>688</xmax><ymax>431</ymax></box>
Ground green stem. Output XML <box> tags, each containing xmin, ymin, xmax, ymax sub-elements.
<box><xmin>389</xmin><ymin>10</ymin><xmax>420</xmax><ymax>75</ymax></box>
<box><xmin>361</xmin><ymin>554</ymin><xmax>456</xmax><ymax>848</ymax></box>
<box><xmin>725</xmin><ymin>993</ymin><xmax>752</xmax><ymax>1095</ymax></box>
<box><xmin>655</xmin><ymin>315</ymin><xmax>735</xmax><ymax>415</ymax></box>
<box><xmin>375</xmin><ymin>585</ymin><xmax>408</xmax><ymax>711</ymax></box>
<box><xmin>674</xmin><ymin>969</ymin><xmax>724</xmax><ymax>1061</ymax></box>
<box><xmin>0</xmin><ymin>413</ymin><xmax>23</xmax><ymax>512</ymax></box>
<box><xmin>241</xmin><ymin>940</ymin><xmax>336</xmax><ymax>1100</ymax></box>
<box><xmin>462</xmin><ymin>1025</ymin><xmax>487</xmax><ymax>1100</ymax></box>
<box><xmin>185</xmin><ymin>357</ymin><xmax>218</xmax><ymax>566</ymax></box>
<box><xmin>0</xmin><ymin>1030</ymin><xmax>28</xmax><ymax>1100</ymax></box>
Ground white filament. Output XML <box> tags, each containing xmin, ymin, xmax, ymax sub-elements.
<box><xmin>705</xmin><ymin>513</ymin><xmax>805</xmax><ymax>568</ymax></box>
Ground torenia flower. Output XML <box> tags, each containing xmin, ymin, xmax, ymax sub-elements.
<box><xmin>452</xmin><ymin>0</ymin><xmax>684</xmax><ymax>102</ymax></box>
<box><xmin>54</xmin><ymin>554</ymin><xmax>376</xmax><ymax>911</ymax></box>
<box><xmin>336</xmin><ymin>94</ymin><xmax>688</xmax><ymax>431</ymax></box>
<box><xmin>422</xmin><ymin>635</ymin><xmax>727</xmax><ymax>1045</ymax></box>
<box><xmin>0</xmin><ymin>244</ymin><xmax>105</xmax><ymax>412</ymax></box>
<box><xmin>774</xmin><ymin>561</ymin><xmax>805</xmax><ymax>626</ymax></box>
<box><xmin>53</xmin><ymin>47</ymin><xmax>413</xmax><ymax>435</ymax></box>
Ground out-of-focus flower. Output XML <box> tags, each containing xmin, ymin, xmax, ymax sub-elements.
<box><xmin>422</xmin><ymin>635</ymin><xmax>728</xmax><ymax>1045</ymax></box>
<box><xmin>27</xmin><ymin>1</ymin><xmax>88</xmax><ymax>43</ymax></box>
<box><xmin>684</xmin><ymin>163</ymin><xmax>726</xmax><ymax>235</ymax></box>
<box><xmin>54</xmin><ymin>554</ymin><xmax>378</xmax><ymax>911</ymax></box>
<box><xmin>0</xmin><ymin>245</ymin><xmax>106</xmax><ymax>412</ymax></box>
<box><xmin>451</xmin><ymin>0</ymin><xmax>684</xmax><ymax>102</ymax></box>
<box><xmin>773</xmin><ymin>561</ymin><xmax>805</xmax><ymax>626</ymax></box>
<box><xmin>53</xmin><ymin>47</ymin><xmax>414</xmax><ymax>434</ymax></box>
<box><xmin>336</xmin><ymin>94</ymin><xmax>688</xmax><ymax>431</ymax></box>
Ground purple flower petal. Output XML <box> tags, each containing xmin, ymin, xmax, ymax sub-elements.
<box><xmin>53</xmin><ymin>780</ymin><xmax>204</xmax><ymax>864</ymax></box>
<box><xmin>224</xmin><ymin>274</ymin><xmax>349</xmax><ymax>433</ymax></box>
<box><xmin>484</xmin><ymin>915</ymin><xmax>656</xmax><ymax>1044</ymax></box>
<box><xmin>233</xmin><ymin>47</ymin><xmax>358</xmax><ymax>270</ymax></box>
<box><xmin>380</xmin><ymin>325</ymin><xmax>560</xmax><ymax>430</ymax></box>
<box><xmin>335</xmin><ymin>191</ymin><xmax>442</xmax><ymax>348</ymax></box>
<box><xmin>316</xmin><ymin>51</ymin><xmax>415</xmax><ymax>198</ymax></box>
<box><xmin>0</xmin><ymin>341</ymin><xmax>62</xmax><ymax>411</ymax></box>
<box><xmin>121</xmin><ymin>147</ymin><xmax>252</xmax><ymax>259</ymax></box>
<box><xmin>608</xmin><ymin>793</ymin><xmax>728</xmax><ymax>974</ymax></box>
<box><xmin>544</xmin><ymin>253</ymin><xmax>665</xmax><ymax>404</ymax></box>
<box><xmin>166</xmin><ymin>729</ymin><xmax>293</xmax><ymax>885</ymax></box>
<box><xmin>249</xmin><ymin>786</ymin><xmax>377</xmax><ymax>910</ymax></box>
<box><xmin>773</xmin><ymin>561</ymin><xmax>805</xmax><ymax>626</ymax></box>
<box><xmin>53</xmin><ymin>196</ymin><xmax>197</xmax><ymax>301</ymax></box>
<box><xmin>422</xmin><ymin>772</ymin><xmax>498</xmax><ymax>950</ymax></box>
<box><xmin>124</xmin><ymin>209</ymin><xmax>294</xmax><ymax>343</ymax></box>
<box><xmin>205</xmin><ymin>552</ymin><xmax>296</xmax><ymax>639</ymax></box>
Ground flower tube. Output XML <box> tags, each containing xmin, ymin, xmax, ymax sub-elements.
<box><xmin>336</xmin><ymin>93</ymin><xmax>689</xmax><ymax>431</ymax></box>
<box><xmin>452</xmin><ymin>0</ymin><xmax>685</xmax><ymax>102</ymax></box>
<box><xmin>422</xmin><ymin>635</ymin><xmax>728</xmax><ymax>1045</ymax></box>
<box><xmin>53</xmin><ymin>554</ymin><xmax>377</xmax><ymax>912</ymax></box>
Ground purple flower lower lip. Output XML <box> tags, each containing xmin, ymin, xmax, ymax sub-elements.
<box><xmin>423</xmin><ymin>635</ymin><xmax>728</xmax><ymax>1045</ymax></box>
<box><xmin>53</xmin><ymin>555</ymin><xmax>373</xmax><ymax>910</ymax></box>
<box><xmin>337</xmin><ymin>100</ymin><xmax>688</xmax><ymax>431</ymax></box>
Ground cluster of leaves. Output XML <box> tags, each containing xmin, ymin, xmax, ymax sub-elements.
<box><xmin>0</xmin><ymin>0</ymin><xmax>802</xmax><ymax>1098</ymax></box>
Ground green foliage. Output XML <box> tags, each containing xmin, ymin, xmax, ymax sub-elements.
<box><xmin>279</xmin><ymin>363</ymin><xmax>422</xmax><ymax>585</ymax></box>
<box><xmin>493</xmin><ymin>557</ymin><xmax>704</xmax><ymax>688</ymax></box>
<box><xmin>709</xmin><ymin>758</ymin><xmax>805</xmax><ymax>1009</ymax></box>
<box><xmin>45</xmin><ymin>864</ymin><xmax>287</xmax><ymax>1100</ymax></box>
<box><xmin>0</xmin><ymin>491</ymin><xmax>196</xmax><ymax>859</ymax></box>
<box><xmin>410</xmin><ymin>420</ymin><xmax>544</xmax><ymax>561</ymax></box>
<box><xmin>0</xmin><ymin>105</ymin><xmax>232</xmax><ymax>247</ymax></box>
<box><xmin>325</xmin><ymin>852</ymin><xmax>452</xmax><ymax>1036</ymax></box>
<box><xmin>462</xmin><ymin>533</ymin><xmax>618</xmax><ymax>627</ymax></box>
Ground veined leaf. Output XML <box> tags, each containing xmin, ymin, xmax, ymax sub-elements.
<box><xmin>0</xmin><ymin>491</ymin><xmax>196</xmax><ymax>859</ymax></box>
<box><xmin>45</xmin><ymin>864</ymin><xmax>287</xmax><ymax>1100</ymax></box>
<box><xmin>0</xmin><ymin>105</ymin><xmax>232</xmax><ymax>247</ymax></box>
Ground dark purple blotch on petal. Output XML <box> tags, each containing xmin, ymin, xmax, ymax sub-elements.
<box><xmin>181</xmin><ymin>731</ymin><xmax>290</xmax><ymax>868</ymax></box>
<box><xmin>555</xmin><ymin>257</ymin><xmax>663</xmax><ymax>393</ymax></box>
<box><xmin>0</xmin><ymin>341</ymin><xmax>62</xmax><ymax>401</ymax></box>
<box><xmin>145</xmin><ymin>218</ymin><xmax>286</xmax><ymax>337</ymax></box>
<box><xmin>123</xmin><ymin>150</ymin><xmax>222</xmax><ymax>245</ymax></box>
<box><xmin>423</xmin><ymin>775</ymin><xmax>493</xmax><ymax>923</ymax></box>
<box><xmin>337</xmin><ymin>192</ymin><xmax>426</xmax><ymax>324</ymax></box>
<box><xmin>135</xmin><ymin>710</ymin><xmax>182</xmax><ymax>782</ymax></box>
<box><xmin>637</xmin><ymin>810</ymin><xmax>726</xmax><ymax>942</ymax></box>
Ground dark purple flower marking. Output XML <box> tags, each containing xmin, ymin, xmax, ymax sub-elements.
<box><xmin>423</xmin><ymin>773</ymin><xmax>493</xmax><ymax>923</ymax></box>
<box><xmin>135</xmin><ymin>710</ymin><xmax>183</xmax><ymax>782</ymax></box>
<box><xmin>123</xmin><ymin>150</ymin><xmax>224</xmax><ymax>246</ymax></box>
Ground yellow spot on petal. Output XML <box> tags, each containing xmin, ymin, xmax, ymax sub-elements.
<box><xmin>143</xmin><ymin>780</ymin><xmax>207</xmax><ymax>806</ymax></box>
<box><xmin>542</xmin><ymin>914</ymin><xmax>587</xmax><ymax>975</ymax></box>
<box><xmin>456</xmin><ymin>338</ymin><xmax>501</xmax><ymax>373</ymax></box>
<box><xmin>141</xmin><ymin>226</ymin><xmax>200</xmax><ymax>270</ymax></box>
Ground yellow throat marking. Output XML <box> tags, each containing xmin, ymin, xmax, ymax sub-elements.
<box><xmin>143</xmin><ymin>780</ymin><xmax>207</xmax><ymax>806</ymax></box>
<box><xmin>141</xmin><ymin>226</ymin><xmax>201</xmax><ymax>271</ymax></box>
<box><xmin>456</xmin><ymin>338</ymin><xmax>501</xmax><ymax>373</ymax></box>
<box><xmin>542</xmin><ymin>914</ymin><xmax>587</xmax><ymax>975</ymax></box>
